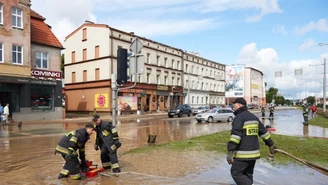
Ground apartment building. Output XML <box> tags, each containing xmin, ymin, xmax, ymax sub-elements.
<box><xmin>0</xmin><ymin>0</ymin><xmax>63</xmax><ymax>121</ymax></box>
<box><xmin>183</xmin><ymin>52</ymin><xmax>226</xmax><ymax>107</ymax></box>
<box><xmin>64</xmin><ymin>22</ymin><xmax>183</xmax><ymax>113</ymax></box>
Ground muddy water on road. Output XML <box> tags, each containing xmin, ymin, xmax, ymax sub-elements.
<box><xmin>1</xmin><ymin>110</ymin><xmax>328</xmax><ymax>185</ymax></box>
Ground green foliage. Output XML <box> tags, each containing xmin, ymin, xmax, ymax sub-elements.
<box><xmin>266</xmin><ymin>87</ymin><xmax>278</xmax><ymax>104</ymax></box>
<box><xmin>306</xmin><ymin>96</ymin><xmax>315</xmax><ymax>105</ymax></box>
<box><xmin>285</xmin><ymin>99</ymin><xmax>292</xmax><ymax>106</ymax></box>
<box><xmin>125</xmin><ymin>131</ymin><xmax>328</xmax><ymax>166</ymax></box>
<box><xmin>61</xmin><ymin>54</ymin><xmax>65</xmax><ymax>78</ymax></box>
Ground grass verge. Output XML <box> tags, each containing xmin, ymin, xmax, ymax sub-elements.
<box><xmin>308</xmin><ymin>115</ymin><xmax>328</xmax><ymax>128</ymax></box>
<box><xmin>124</xmin><ymin>131</ymin><xmax>328</xmax><ymax>166</ymax></box>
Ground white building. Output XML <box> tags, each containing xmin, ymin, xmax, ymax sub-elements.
<box><xmin>183</xmin><ymin>53</ymin><xmax>226</xmax><ymax>108</ymax></box>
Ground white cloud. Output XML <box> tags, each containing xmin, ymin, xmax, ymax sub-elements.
<box><xmin>298</xmin><ymin>38</ymin><xmax>315</xmax><ymax>51</ymax></box>
<box><xmin>294</xmin><ymin>18</ymin><xmax>328</xmax><ymax>36</ymax></box>
<box><xmin>236</xmin><ymin>43</ymin><xmax>325</xmax><ymax>99</ymax></box>
<box><xmin>272</xmin><ymin>25</ymin><xmax>288</xmax><ymax>35</ymax></box>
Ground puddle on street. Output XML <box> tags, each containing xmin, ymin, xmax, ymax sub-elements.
<box><xmin>1</xmin><ymin>108</ymin><xmax>328</xmax><ymax>184</ymax></box>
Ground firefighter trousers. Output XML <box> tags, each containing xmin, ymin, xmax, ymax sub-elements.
<box><xmin>59</xmin><ymin>154</ymin><xmax>81</xmax><ymax>180</ymax></box>
<box><xmin>231</xmin><ymin>159</ymin><xmax>256</xmax><ymax>185</ymax></box>
<box><xmin>100</xmin><ymin>144</ymin><xmax>120</xmax><ymax>171</ymax></box>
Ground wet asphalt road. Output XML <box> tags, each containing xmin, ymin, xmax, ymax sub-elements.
<box><xmin>0</xmin><ymin>108</ymin><xmax>327</xmax><ymax>184</ymax></box>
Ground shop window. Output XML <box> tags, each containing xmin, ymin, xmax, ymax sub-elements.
<box><xmin>36</xmin><ymin>52</ymin><xmax>48</xmax><ymax>69</ymax></box>
<box><xmin>31</xmin><ymin>85</ymin><xmax>54</xmax><ymax>112</ymax></box>
<box><xmin>95</xmin><ymin>46</ymin><xmax>100</xmax><ymax>58</ymax></box>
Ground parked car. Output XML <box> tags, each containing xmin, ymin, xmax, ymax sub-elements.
<box><xmin>195</xmin><ymin>108</ymin><xmax>235</xmax><ymax>123</ymax></box>
<box><xmin>192</xmin><ymin>106</ymin><xmax>209</xmax><ymax>115</ymax></box>
<box><xmin>168</xmin><ymin>104</ymin><xmax>192</xmax><ymax>118</ymax></box>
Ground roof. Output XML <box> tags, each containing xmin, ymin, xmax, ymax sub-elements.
<box><xmin>30</xmin><ymin>10</ymin><xmax>63</xmax><ymax>49</ymax></box>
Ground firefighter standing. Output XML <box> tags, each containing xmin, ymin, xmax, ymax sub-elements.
<box><xmin>269</xmin><ymin>106</ymin><xmax>274</xmax><ymax>119</ymax></box>
<box><xmin>55</xmin><ymin>123</ymin><xmax>94</xmax><ymax>180</ymax></box>
<box><xmin>303</xmin><ymin>105</ymin><xmax>309</xmax><ymax>126</ymax></box>
<box><xmin>93</xmin><ymin>115</ymin><xmax>121</xmax><ymax>173</ymax></box>
<box><xmin>227</xmin><ymin>98</ymin><xmax>276</xmax><ymax>185</ymax></box>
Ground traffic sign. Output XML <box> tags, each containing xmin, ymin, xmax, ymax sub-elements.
<box><xmin>129</xmin><ymin>55</ymin><xmax>145</xmax><ymax>75</ymax></box>
<box><xmin>130</xmin><ymin>37</ymin><xmax>143</xmax><ymax>54</ymax></box>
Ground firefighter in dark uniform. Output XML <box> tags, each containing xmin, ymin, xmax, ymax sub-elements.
<box><xmin>303</xmin><ymin>104</ymin><xmax>309</xmax><ymax>126</ymax></box>
<box><xmin>261</xmin><ymin>106</ymin><xmax>265</xmax><ymax>118</ymax></box>
<box><xmin>92</xmin><ymin>115</ymin><xmax>122</xmax><ymax>173</ymax></box>
<box><xmin>55</xmin><ymin>123</ymin><xmax>94</xmax><ymax>179</ymax></box>
<box><xmin>227</xmin><ymin>98</ymin><xmax>276</xmax><ymax>185</ymax></box>
<box><xmin>269</xmin><ymin>106</ymin><xmax>274</xmax><ymax>120</ymax></box>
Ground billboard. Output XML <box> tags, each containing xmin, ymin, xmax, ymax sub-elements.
<box><xmin>118</xmin><ymin>96</ymin><xmax>138</xmax><ymax>111</ymax></box>
<box><xmin>225</xmin><ymin>66</ymin><xmax>245</xmax><ymax>97</ymax></box>
<box><xmin>95</xmin><ymin>94</ymin><xmax>109</xmax><ymax>108</ymax></box>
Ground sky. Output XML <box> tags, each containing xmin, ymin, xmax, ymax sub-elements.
<box><xmin>31</xmin><ymin>0</ymin><xmax>328</xmax><ymax>99</ymax></box>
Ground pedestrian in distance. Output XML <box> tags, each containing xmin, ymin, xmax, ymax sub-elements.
<box><xmin>261</xmin><ymin>106</ymin><xmax>265</xmax><ymax>118</ymax></box>
<box><xmin>92</xmin><ymin>115</ymin><xmax>122</xmax><ymax>173</ymax></box>
<box><xmin>55</xmin><ymin>123</ymin><xmax>95</xmax><ymax>180</ymax></box>
<box><xmin>310</xmin><ymin>104</ymin><xmax>317</xmax><ymax>118</ymax></box>
<box><xmin>227</xmin><ymin>98</ymin><xmax>276</xmax><ymax>185</ymax></box>
<box><xmin>3</xmin><ymin>103</ymin><xmax>9</xmax><ymax>125</ymax></box>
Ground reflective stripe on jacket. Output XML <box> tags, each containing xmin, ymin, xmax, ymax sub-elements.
<box><xmin>227</xmin><ymin>106</ymin><xmax>274</xmax><ymax>160</ymax></box>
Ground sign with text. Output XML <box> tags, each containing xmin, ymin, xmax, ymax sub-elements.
<box><xmin>118</xmin><ymin>96</ymin><xmax>137</xmax><ymax>111</ymax></box>
<box><xmin>31</xmin><ymin>69</ymin><xmax>62</xmax><ymax>80</ymax></box>
<box><xmin>157</xmin><ymin>85</ymin><xmax>168</xmax><ymax>91</ymax></box>
<box><xmin>95</xmin><ymin>94</ymin><xmax>109</xmax><ymax>108</ymax></box>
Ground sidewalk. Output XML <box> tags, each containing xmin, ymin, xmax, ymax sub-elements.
<box><xmin>11</xmin><ymin>112</ymin><xmax>168</xmax><ymax>125</ymax></box>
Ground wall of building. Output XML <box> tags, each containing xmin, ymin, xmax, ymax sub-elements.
<box><xmin>0</xmin><ymin>0</ymin><xmax>31</xmax><ymax>77</ymax></box>
<box><xmin>244</xmin><ymin>67</ymin><xmax>265</xmax><ymax>106</ymax></box>
<box><xmin>31</xmin><ymin>43</ymin><xmax>61</xmax><ymax>71</ymax></box>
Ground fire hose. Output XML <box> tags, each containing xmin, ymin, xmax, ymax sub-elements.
<box><xmin>274</xmin><ymin>148</ymin><xmax>328</xmax><ymax>176</ymax></box>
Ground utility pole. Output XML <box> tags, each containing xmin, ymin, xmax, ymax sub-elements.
<box><xmin>111</xmin><ymin>74</ymin><xmax>117</xmax><ymax>126</ymax></box>
<box><xmin>188</xmin><ymin>72</ymin><xmax>190</xmax><ymax>104</ymax></box>
<box><xmin>324</xmin><ymin>58</ymin><xmax>327</xmax><ymax>112</ymax></box>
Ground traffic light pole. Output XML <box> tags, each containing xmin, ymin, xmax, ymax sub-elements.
<box><xmin>111</xmin><ymin>74</ymin><xmax>118</xmax><ymax>127</ymax></box>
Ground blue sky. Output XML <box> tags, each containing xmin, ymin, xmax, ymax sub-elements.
<box><xmin>32</xmin><ymin>0</ymin><xmax>328</xmax><ymax>99</ymax></box>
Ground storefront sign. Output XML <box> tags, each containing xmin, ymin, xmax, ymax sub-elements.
<box><xmin>30</xmin><ymin>80</ymin><xmax>57</xmax><ymax>85</ymax></box>
<box><xmin>31</xmin><ymin>69</ymin><xmax>62</xmax><ymax>80</ymax></box>
<box><xmin>157</xmin><ymin>85</ymin><xmax>168</xmax><ymax>91</ymax></box>
<box><xmin>119</xmin><ymin>89</ymin><xmax>144</xmax><ymax>93</ymax></box>
<box><xmin>95</xmin><ymin>94</ymin><xmax>109</xmax><ymax>108</ymax></box>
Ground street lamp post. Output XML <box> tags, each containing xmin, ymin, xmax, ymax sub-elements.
<box><xmin>318</xmin><ymin>42</ymin><xmax>328</xmax><ymax>112</ymax></box>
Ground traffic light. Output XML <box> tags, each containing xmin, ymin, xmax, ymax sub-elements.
<box><xmin>117</xmin><ymin>48</ymin><xmax>129</xmax><ymax>85</ymax></box>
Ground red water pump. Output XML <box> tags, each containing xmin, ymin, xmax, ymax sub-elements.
<box><xmin>82</xmin><ymin>160</ymin><xmax>105</xmax><ymax>178</ymax></box>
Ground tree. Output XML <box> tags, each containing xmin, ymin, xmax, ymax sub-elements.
<box><xmin>275</xmin><ymin>96</ymin><xmax>285</xmax><ymax>105</ymax></box>
<box><xmin>285</xmin><ymin>99</ymin><xmax>292</xmax><ymax>106</ymax></box>
<box><xmin>61</xmin><ymin>54</ymin><xmax>65</xmax><ymax>78</ymax></box>
<box><xmin>266</xmin><ymin>87</ymin><xmax>278</xmax><ymax>104</ymax></box>
<box><xmin>307</xmin><ymin>96</ymin><xmax>315</xmax><ymax>105</ymax></box>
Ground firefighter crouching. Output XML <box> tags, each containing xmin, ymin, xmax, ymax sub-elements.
<box><xmin>303</xmin><ymin>105</ymin><xmax>309</xmax><ymax>126</ymax></box>
<box><xmin>55</xmin><ymin>123</ymin><xmax>95</xmax><ymax>180</ymax></box>
<box><xmin>92</xmin><ymin>115</ymin><xmax>122</xmax><ymax>173</ymax></box>
<box><xmin>227</xmin><ymin>98</ymin><xmax>276</xmax><ymax>185</ymax></box>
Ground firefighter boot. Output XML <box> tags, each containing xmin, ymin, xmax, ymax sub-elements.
<box><xmin>58</xmin><ymin>173</ymin><xmax>68</xmax><ymax>179</ymax></box>
<box><xmin>113</xmin><ymin>167</ymin><xmax>121</xmax><ymax>173</ymax></box>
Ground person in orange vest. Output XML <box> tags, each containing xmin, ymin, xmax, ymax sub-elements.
<box><xmin>311</xmin><ymin>104</ymin><xmax>317</xmax><ymax>118</ymax></box>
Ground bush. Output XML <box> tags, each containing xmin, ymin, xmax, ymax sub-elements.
<box><xmin>316</xmin><ymin>108</ymin><xmax>328</xmax><ymax>118</ymax></box>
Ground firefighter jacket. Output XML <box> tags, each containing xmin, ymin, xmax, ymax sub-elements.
<box><xmin>227</xmin><ymin>106</ymin><xmax>274</xmax><ymax>160</ymax></box>
<box><xmin>95</xmin><ymin>120</ymin><xmax>121</xmax><ymax>153</ymax></box>
<box><xmin>303</xmin><ymin>107</ymin><xmax>309</xmax><ymax>117</ymax></box>
<box><xmin>55</xmin><ymin>128</ymin><xmax>90</xmax><ymax>160</ymax></box>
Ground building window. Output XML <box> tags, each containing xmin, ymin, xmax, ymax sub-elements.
<box><xmin>31</xmin><ymin>85</ymin><xmax>54</xmax><ymax>112</ymax></box>
<box><xmin>157</xmin><ymin>55</ymin><xmax>160</xmax><ymax>66</ymax></box>
<box><xmin>95</xmin><ymin>46</ymin><xmax>99</xmax><ymax>58</ymax></box>
<box><xmin>0</xmin><ymin>4</ymin><xmax>3</xmax><ymax>24</ymax></box>
<box><xmin>12</xmin><ymin>45</ymin><xmax>22</xmax><ymax>64</ymax></box>
<box><xmin>192</xmin><ymin>81</ymin><xmax>195</xmax><ymax>89</ymax></box>
<box><xmin>197</xmin><ymin>97</ymin><xmax>199</xmax><ymax>104</ymax></box>
<box><xmin>72</xmin><ymin>51</ymin><xmax>76</xmax><ymax>63</ymax></box>
<box><xmin>186</xmin><ymin>80</ymin><xmax>188</xmax><ymax>87</ymax></box>
<box><xmin>147</xmin><ymin>53</ymin><xmax>150</xmax><ymax>63</ymax></box>
<box><xmin>83</xmin><ymin>70</ymin><xmax>87</xmax><ymax>82</ymax></box>
<box><xmin>177</xmin><ymin>60</ymin><xmax>180</xmax><ymax>70</ymax></box>
<box><xmin>201</xmin><ymin>68</ymin><xmax>204</xmax><ymax>75</ymax></box>
<box><xmin>164</xmin><ymin>76</ymin><xmax>168</xmax><ymax>85</ymax></box>
<box><xmin>157</xmin><ymin>74</ymin><xmax>160</xmax><ymax>84</ymax></box>
<box><xmin>192</xmin><ymin>96</ymin><xmax>194</xmax><ymax>104</ymax></box>
<box><xmin>138</xmin><ymin>75</ymin><xmax>141</xmax><ymax>83</ymax></box>
<box><xmin>202</xmin><ymin>97</ymin><xmax>204</xmax><ymax>104</ymax></box>
<box><xmin>147</xmin><ymin>73</ymin><xmax>150</xmax><ymax>83</ymax></box>
<box><xmin>177</xmin><ymin>78</ymin><xmax>180</xmax><ymax>86</ymax></box>
<box><xmin>197</xmin><ymin>82</ymin><xmax>200</xmax><ymax>89</ymax></box>
<box><xmin>0</xmin><ymin>43</ymin><xmax>3</xmax><ymax>63</ymax></box>
<box><xmin>82</xmin><ymin>28</ymin><xmax>87</xmax><ymax>41</ymax></box>
<box><xmin>202</xmin><ymin>82</ymin><xmax>204</xmax><ymax>90</ymax></box>
<box><xmin>83</xmin><ymin>49</ymin><xmax>87</xmax><ymax>61</ymax></box>
<box><xmin>172</xmin><ymin>77</ymin><xmax>175</xmax><ymax>86</ymax></box>
<box><xmin>72</xmin><ymin>72</ymin><xmax>76</xmax><ymax>83</ymax></box>
<box><xmin>95</xmin><ymin>68</ymin><xmax>100</xmax><ymax>81</ymax></box>
<box><xmin>36</xmin><ymin>52</ymin><xmax>48</xmax><ymax>69</ymax></box>
<box><xmin>172</xmin><ymin>59</ymin><xmax>175</xmax><ymax>69</ymax></box>
<box><xmin>164</xmin><ymin>57</ymin><xmax>167</xmax><ymax>67</ymax></box>
<box><xmin>185</xmin><ymin>64</ymin><xmax>188</xmax><ymax>72</ymax></box>
<box><xmin>12</xmin><ymin>7</ymin><xmax>23</xmax><ymax>28</ymax></box>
